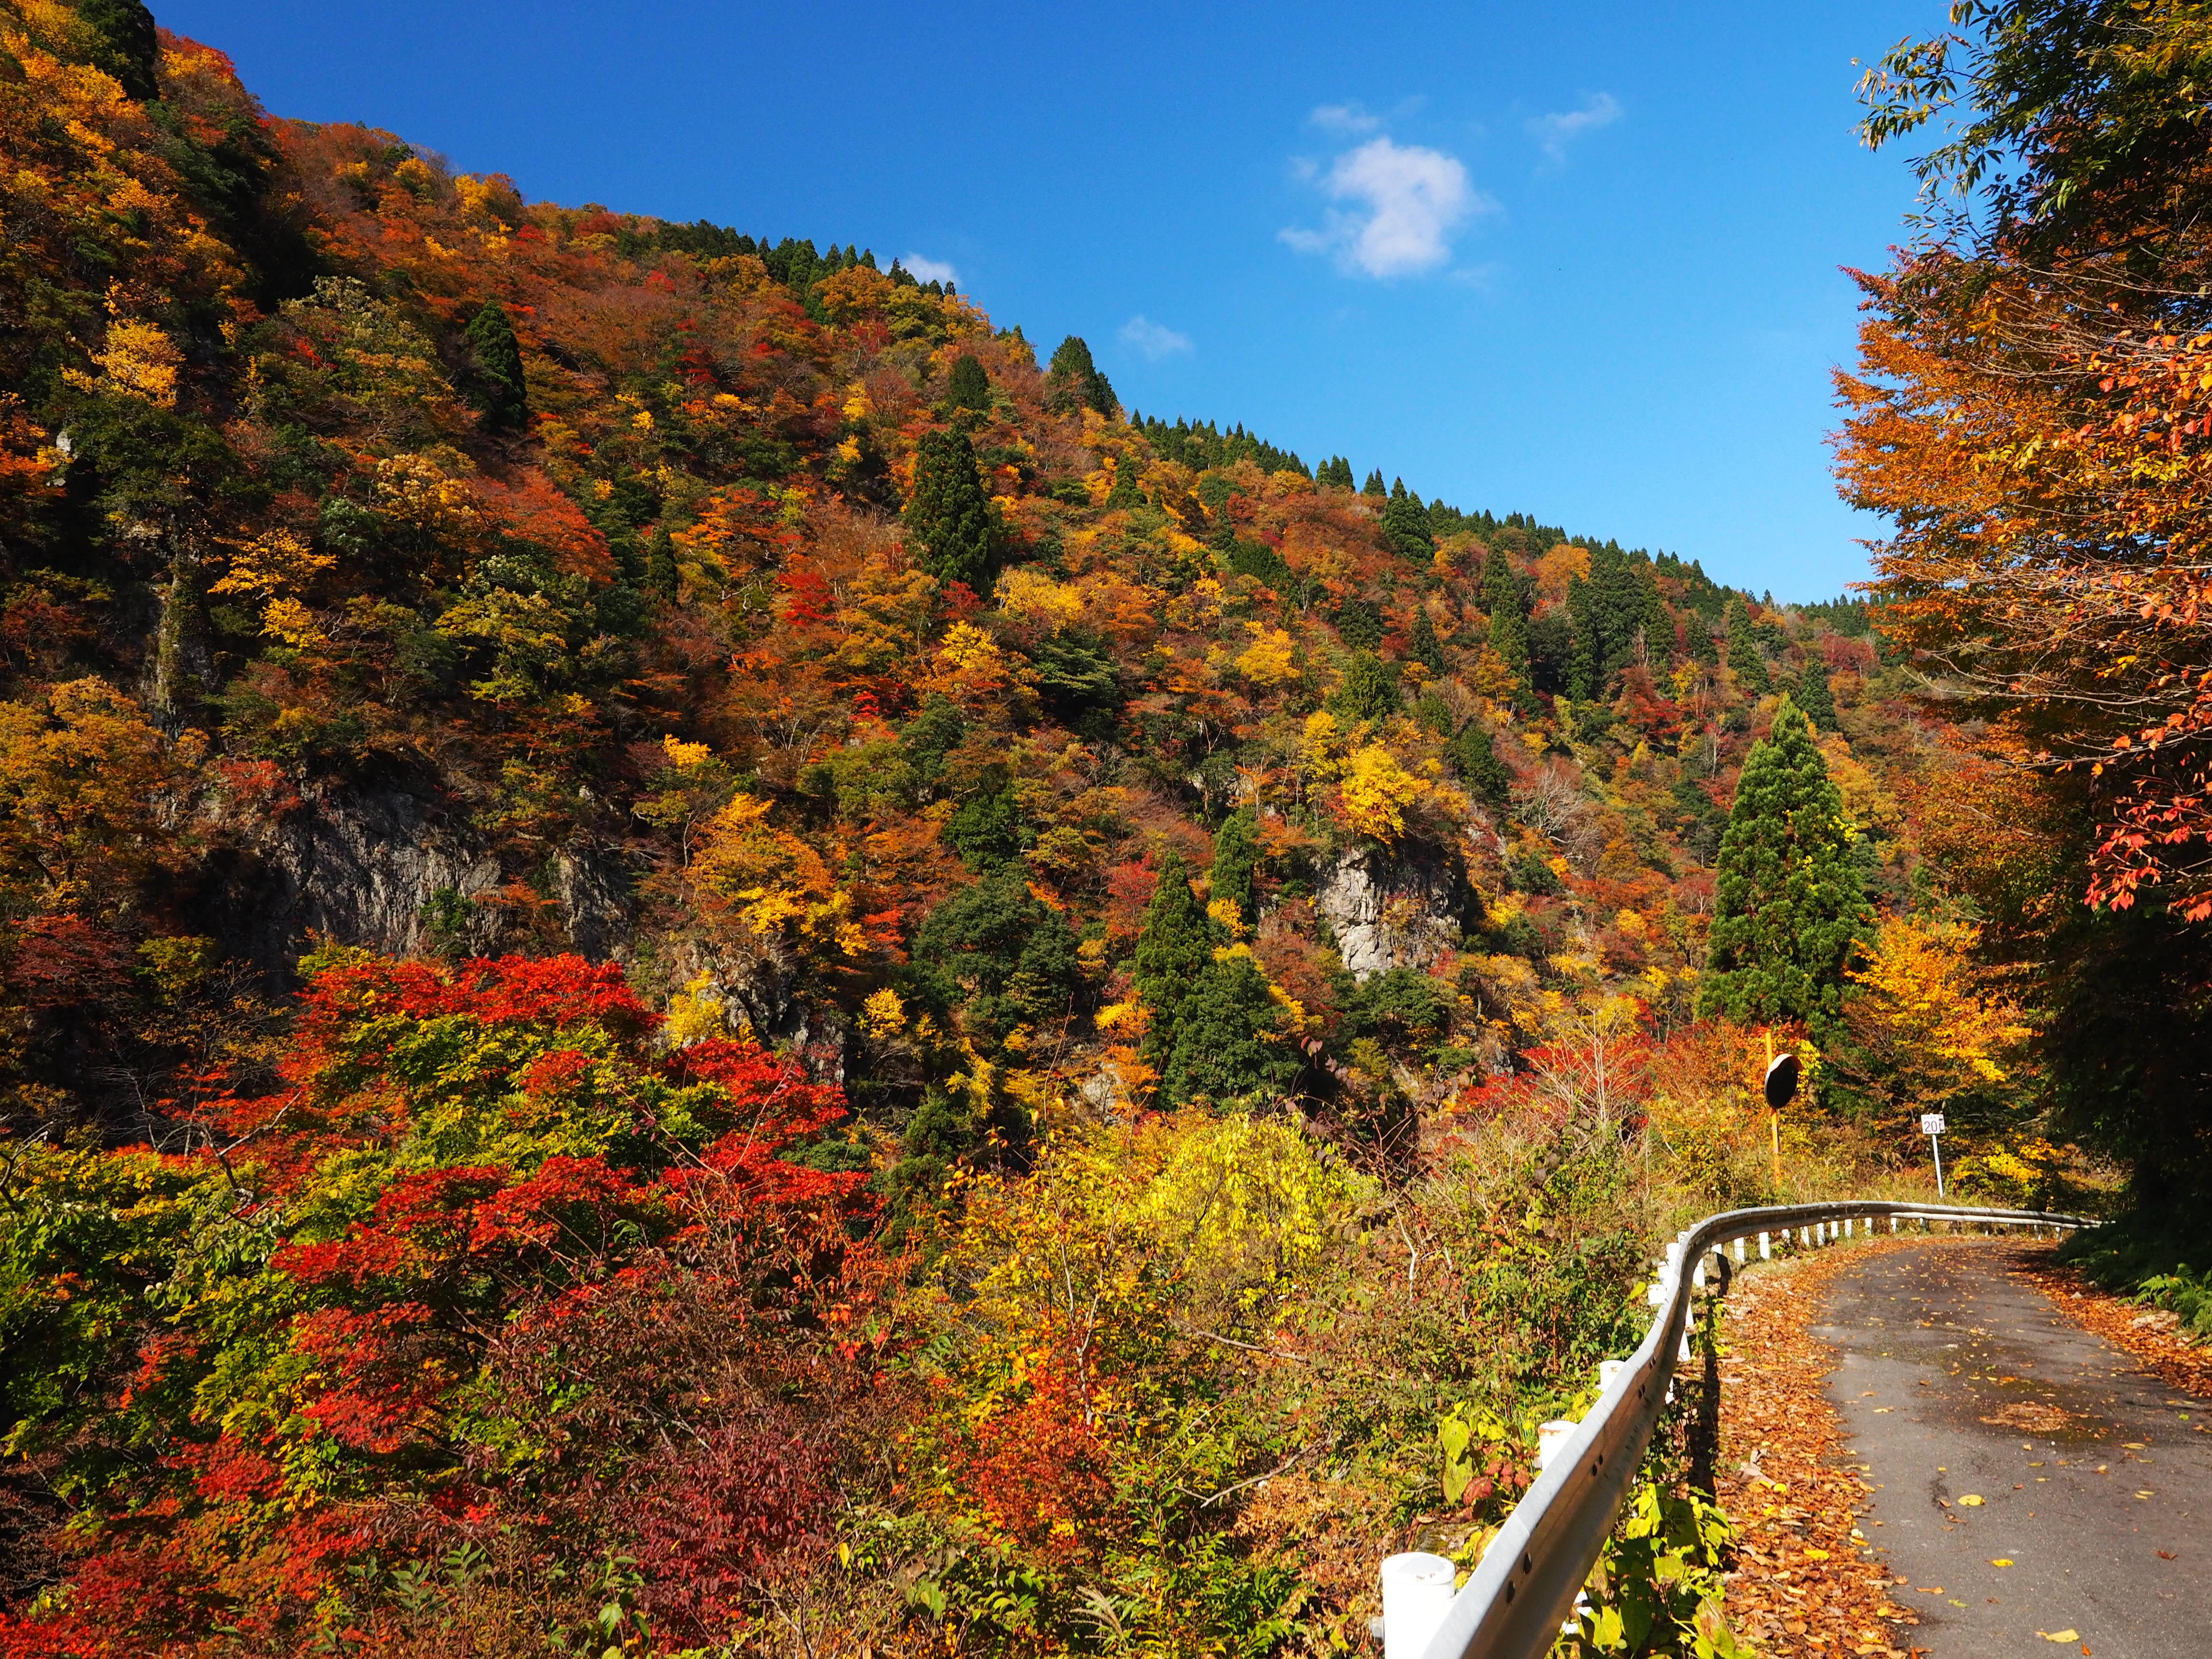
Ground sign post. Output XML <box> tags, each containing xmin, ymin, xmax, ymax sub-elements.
<box><xmin>1921</xmin><ymin>1112</ymin><xmax>1947</xmax><ymax>1200</ymax></box>
<box><xmin>1764</xmin><ymin>1048</ymin><xmax>1801</xmax><ymax>1196</ymax></box>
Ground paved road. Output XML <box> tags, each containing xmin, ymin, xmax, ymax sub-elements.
<box><xmin>1815</xmin><ymin>1240</ymin><xmax>2212</xmax><ymax>1657</ymax></box>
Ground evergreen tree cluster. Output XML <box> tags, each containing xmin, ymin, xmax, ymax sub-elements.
<box><xmin>1380</xmin><ymin>479</ymin><xmax>1437</xmax><ymax>561</ymax></box>
<box><xmin>1136</xmin><ymin>415</ymin><xmax>1309</xmax><ymax>478</ymax></box>
<box><xmin>612</xmin><ymin>223</ymin><xmax>958</xmax><ymax>297</ymax></box>
<box><xmin>1563</xmin><ymin>541</ymin><xmax>1671</xmax><ymax>697</ymax></box>
<box><xmin>1131</xmin><ymin>856</ymin><xmax>1299</xmax><ymax>1108</ymax></box>
<box><xmin>1046</xmin><ymin>335</ymin><xmax>1119</xmax><ymax>419</ymax></box>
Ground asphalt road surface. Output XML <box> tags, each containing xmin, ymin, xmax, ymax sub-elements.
<box><xmin>1815</xmin><ymin>1239</ymin><xmax>2212</xmax><ymax>1657</ymax></box>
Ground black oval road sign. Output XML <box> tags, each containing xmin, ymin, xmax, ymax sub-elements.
<box><xmin>1764</xmin><ymin>1052</ymin><xmax>1800</xmax><ymax>1109</ymax></box>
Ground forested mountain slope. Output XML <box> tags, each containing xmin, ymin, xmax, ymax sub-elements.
<box><xmin>0</xmin><ymin>5</ymin><xmax>1933</xmax><ymax>1143</ymax></box>
<box><xmin>0</xmin><ymin>5</ymin><xmax>2056</xmax><ymax>1656</ymax></box>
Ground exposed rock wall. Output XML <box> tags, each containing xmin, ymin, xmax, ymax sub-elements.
<box><xmin>1314</xmin><ymin>841</ymin><xmax>1473</xmax><ymax>981</ymax></box>
<box><xmin>208</xmin><ymin>781</ymin><xmax>634</xmax><ymax>980</ymax></box>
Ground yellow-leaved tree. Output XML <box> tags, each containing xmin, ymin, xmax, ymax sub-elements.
<box><xmin>1838</xmin><ymin>914</ymin><xmax>2036</xmax><ymax>1138</ymax></box>
<box><xmin>1337</xmin><ymin>744</ymin><xmax>1429</xmax><ymax>843</ymax></box>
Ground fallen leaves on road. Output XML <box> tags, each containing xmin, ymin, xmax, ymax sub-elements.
<box><xmin>2038</xmin><ymin>1630</ymin><xmax>2080</xmax><ymax>1642</ymax></box>
<box><xmin>2012</xmin><ymin>1253</ymin><xmax>2212</xmax><ymax>1402</ymax></box>
<box><xmin>1714</xmin><ymin>1238</ymin><xmax>1923</xmax><ymax>1657</ymax></box>
<box><xmin>1958</xmin><ymin>1494</ymin><xmax>1985</xmax><ymax>1506</ymax></box>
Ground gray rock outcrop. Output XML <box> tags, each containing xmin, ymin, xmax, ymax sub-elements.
<box><xmin>1315</xmin><ymin>841</ymin><xmax>1472</xmax><ymax>981</ymax></box>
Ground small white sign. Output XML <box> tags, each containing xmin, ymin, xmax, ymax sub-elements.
<box><xmin>1921</xmin><ymin>1113</ymin><xmax>1946</xmax><ymax>1137</ymax></box>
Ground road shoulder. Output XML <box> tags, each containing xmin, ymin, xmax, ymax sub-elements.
<box><xmin>1710</xmin><ymin>1235</ymin><xmax>1925</xmax><ymax>1658</ymax></box>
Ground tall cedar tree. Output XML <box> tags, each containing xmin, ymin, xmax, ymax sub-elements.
<box><xmin>1382</xmin><ymin>479</ymin><xmax>1436</xmax><ymax>561</ymax></box>
<box><xmin>904</xmin><ymin>428</ymin><xmax>999</xmax><ymax>589</ymax></box>
<box><xmin>1162</xmin><ymin>954</ymin><xmax>1298</xmax><ymax>1106</ymax></box>
<box><xmin>1449</xmin><ymin>722</ymin><xmax>1513</xmax><ymax>810</ymax></box>
<box><xmin>1482</xmin><ymin>545</ymin><xmax>1531</xmax><ymax>687</ymax></box>
<box><xmin>1724</xmin><ymin>594</ymin><xmax>1771</xmax><ymax>695</ymax></box>
<box><xmin>463</xmin><ymin>300</ymin><xmax>528</xmax><ymax>430</ymax></box>
<box><xmin>1696</xmin><ymin>697</ymin><xmax>1869</xmax><ymax>1031</ymax></box>
<box><xmin>1210</xmin><ymin>807</ymin><xmax>1261</xmax><ymax>921</ymax></box>
<box><xmin>1566</xmin><ymin>577</ymin><xmax>1600</xmax><ymax>701</ymax></box>
<box><xmin>1132</xmin><ymin>855</ymin><xmax>1216</xmax><ymax>1068</ymax></box>
<box><xmin>1104</xmin><ymin>457</ymin><xmax>1145</xmax><ymax>510</ymax></box>
<box><xmin>1688</xmin><ymin>610</ymin><xmax>1719</xmax><ymax>664</ymax></box>
<box><xmin>1332</xmin><ymin>649</ymin><xmax>1401</xmax><ymax>726</ymax></box>
<box><xmin>1796</xmin><ymin>657</ymin><xmax>1839</xmax><ymax>732</ymax></box>
<box><xmin>944</xmin><ymin>353</ymin><xmax>991</xmax><ymax>414</ymax></box>
<box><xmin>1409</xmin><ymin>605</ymin><xmax>1445</xmax><ymax>673</ymax></box>
<box><xmin>1362</xmin><ymin>469</ymin><xmax>1387</xmax><ymax>497</ymax></box>
<box><xmin>1045</xmin><ymin>335</ymin><xmax>1117</xmax><ymax>418</ymax></box>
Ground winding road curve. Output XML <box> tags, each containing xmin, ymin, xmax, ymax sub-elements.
<box><xmin>1815</xmin><ymin>1240</ymin><xmax>2212</xmax><ymax>1657</ymax></box>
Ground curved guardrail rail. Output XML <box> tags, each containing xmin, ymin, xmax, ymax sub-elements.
<box><xmin>1407</xmin><ymin>1199</ymin><xmax>2097</xmax><ymax>1659</ymax></box>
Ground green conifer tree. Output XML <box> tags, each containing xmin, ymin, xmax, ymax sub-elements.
<box><xmin>1133</xmin><ymin>855</ymin><xmax>1218</xmax><ymax>1067</ymax></box>
<box><xmin>1725</xmin><ymin>595</ymin><xmax>1772</xmax><ymax>695</ymax></box>
<box><xmin>1362</xmin><ymin>469</ymin><xmax>1387</xmax><ymax>497</ymax></box>
<box><xmin>1382</xmin><ymin>480</ymin><xmax>1437</xmax><ymax>560</ymax></box>
<box><xmin>904</xmin><ymin>428</ymin><xmax>999</xmax><ymax>590</ymax></box>
<box><xmin>1162</xmin><ymin>954</ymin><xmax>1300</xmax><ymax>1106</ymax></box>
<box><xmin>1482</xmin><ymin>546</ymin><xmax>1531</xmax><ymax>686</ymax></box>
<box><xmin>910</xmin><ymin>866</ymin><xmax>1079</xmax><ymax>1048</ymax></box>
<box><xmin>463</xmin><ymin>300</ymin><xmax>529</xmax><ymax>431</ymax></box>
<box><xmin>1695</xmin><ymin>697</ymin><xmax>1869</xmax><ymax>1031</ymax></box>
<box><xmin>1448</xmin><ymin>722</ymin><xmax>1513</xmax><ymax>810</ymax></box>
<box><xmin>1796</xmin><ymin>657</ymin><xmax>1839</xmax><ymax>732</ymax></box>
<box><xmin>78</xmin><ymin>0</ymin><xmax>159</xmax><ymax>100</ymax></box>
<box><xmin>1335</xmin><ymin>598</ymin><xmax>1384</xmax><ymax>651</ymax></box>
<box><xmin>1104</xmin><ymin>457</ymin><xmax>1145</xmax><ymax>510</ymax></box>
<box><xmin>1210</xmin><ymin>807</ymin><xmax>1261</xmax><ymax>922</ymax></box>
<box><xmin>1330</xmin><ymin>649</ymin><xmax>1401</xmax><ymax>726</ymax></box>
<box><xmin>1566</xmin><ymin>577</ymin><xmax>1600</xmax><ymax>702</ymax></box>
<box><xmin>1409</xmin><ymin>605</ymin><xmax>1445</xmax><ymax>674</ymax></box>
<box><xmin>1688</xmin><ymin>611</ymin><xmax>1720</xmax><ymax>665</ymax></box>
<box><xmin>944</xmin><ymin>353</ymin><xmax>991</xmax><ymax>414</ymax></box>
<box><xmin>1046</xmin><ymin>335</ymin><xmax>1118</xmax><ymax>418</ymax></box>
<box><xmin>644</xmin><ymin>527</ymin><xmax>679</xmax><ymax>601</ymax></box>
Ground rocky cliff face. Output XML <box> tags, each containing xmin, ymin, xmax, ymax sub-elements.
<box><xmin>1314</xmin><ymin>842</ymin><xmax>1474</xmax><ymax>981</ymax></box>
<box><xmin>209</xmin><ymin>782</ymin><xmax>634</xmax><ymax>979</ymax></box>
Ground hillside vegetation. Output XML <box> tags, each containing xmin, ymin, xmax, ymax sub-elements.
<box><xmin>0</xmin><ymin>3</ymin><xmax>2108</xmax><ymax>1656</ymax></box>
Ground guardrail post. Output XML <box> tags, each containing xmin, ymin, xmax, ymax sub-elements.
<box><xmin>1733</xmin><ymin>1236</ymin><xmax>1746</xmax><ymax>1264</ymax></box>
<box><xmin>1537</xmin><ymin>1420</ymin><xmax>1577</xmax><ymax>1470</ymax></box>
<box><xmin>1379</xmin><ymin>1553</ymin><xmax>1455</xmax><ymax>1659</ymax></box>
<box><xmin>1758</xmin><ymin>1230</ymin><xmax>1770</xmax><ymax>1260</ymax></box>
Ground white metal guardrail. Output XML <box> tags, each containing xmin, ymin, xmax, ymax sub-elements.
<box><xmin>1387</xmin><ymin>1199</ymin><xmax>2097</xmax><ymax>1659</ymax></box>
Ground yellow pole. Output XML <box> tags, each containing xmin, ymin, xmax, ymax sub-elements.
<box><xmin>1765</xmin><ymin>1029</ymin><xmax>1781</xmax><ymax>1195</ymax></box>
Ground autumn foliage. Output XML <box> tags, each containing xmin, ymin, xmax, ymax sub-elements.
<box><xmin>0</xmin><ymin>2</ymin><xmax>2137</xmax><ymax>1654</ymax></box>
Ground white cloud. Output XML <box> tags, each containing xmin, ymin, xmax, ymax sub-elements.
<box><xmin>1527</xmin><ymin>92</ymin><xmax>1621</xmax><ymax>164</ymax></box>
<box><xmin>901</xmin><ymin>253</ymin><xmax>960</xmax><ymax>287</ymax></box>
<box><xmin>1280</xmin><ymin>136</ymin><xmax>1488</xmax><ymax>279</ymax></box>
<box><xmin>1119</xmin><ymin>315</ymin><xmax>1192</xmax><ymax>361</ymax></box>
<box><xmin>1309</xmin><ymin>102</ymin><xmax>1382</xmax><ymax>135</ymax></box>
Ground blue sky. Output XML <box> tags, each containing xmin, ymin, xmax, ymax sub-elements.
<box><xmin>159</xmin><ymin>0</ymin><xmax>1945</xmax><ymax>600</ymax></box>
